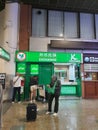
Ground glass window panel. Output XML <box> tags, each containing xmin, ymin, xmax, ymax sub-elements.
<box><xmin>95</xmin><ymin>14</ymin><xmax>98</xmax><ymax>39</ymax></box>
<box><xmin>64</xmin><ymin>12</ymin><xmax>78</xmax><ymax>38</ymax></box>
<box><xmin>80</xmin><ymin>13</ymin><xmax>94</xmax><ymax>39</ymax></box>
<box><xmin>48</xmin><ymin>10</ymin><xmax>63</xmax><ymax>37</ymax></box>
<box><xmin>32</xmin><ymin>8</ymin><xmax>47</xmax><ymax>37</ymax></box>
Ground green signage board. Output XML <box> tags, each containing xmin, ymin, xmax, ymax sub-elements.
<box><xmin>0</xmin><ymin>47</ymin><xmax>10</xmax><ymax>61</ymax></box>
<box><xmin>16</xmin><ymin>51</ymin><xmax>83</xmax><ymax>63</ymax></box>
<box><xmin>17</xmin><ymin>63</ymin><xmax>26</xmax><ymax>74</ymax></box>
<box><xmin>30</xmin><ymin>64</ymin><xmax>39</xmax><ymax>75</ymax></box>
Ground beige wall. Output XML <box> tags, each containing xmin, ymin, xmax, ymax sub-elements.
<box><xmin>29</xmin><ymin>37</ymin><xmax>64</xmax><ymax>52</ymax></box>
<box><xmin>0</xmin><ymin>3</ymin><xmax>20</xmax><ymax>100</ymax></box>
<box><xmin>0</xmin><ymin>3</ymin><xmax>19</xmax><ymax>75</ymax></box>
<box><xmin>29</xmin><ymin>37</ymin><xmax>50</xmax><ymax>51</ymax></box>
<box><xmin>0</xmin><ymin>10</ymin><xmax>5</xmax><ymax>47</ymax></box>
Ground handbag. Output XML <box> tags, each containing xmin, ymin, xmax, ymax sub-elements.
<box><xmin>47</xmin><ymin>81</ymin><xmax>57</xmax><ymax>94</ymax></box>
<box><xmin>13</xmin><ymin>76</ymin><xmax>19</xmax><ymax>85</ymax></box>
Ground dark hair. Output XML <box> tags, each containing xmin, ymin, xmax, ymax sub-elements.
<box><xmin>52</xmin><ymin>75</ymin><xmax>57</xmax><ymax>81</ymax></box>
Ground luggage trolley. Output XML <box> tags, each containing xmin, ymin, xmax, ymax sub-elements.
<box><xmin>38</xmin><ymin>85</ymin><xmax>46</xmax><ymax>102</ymax></box>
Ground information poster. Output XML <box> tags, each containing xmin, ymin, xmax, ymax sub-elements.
<box><xmin>0</xmin><ymin>73</ymin><xmax>6</xmax><ymax>89</ymax></box>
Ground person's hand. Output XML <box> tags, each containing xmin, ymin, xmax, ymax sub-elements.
<box><xmin>47</xmin><ymin>84</ymin><xmax>50</xmax><ymax>88</ymax></box>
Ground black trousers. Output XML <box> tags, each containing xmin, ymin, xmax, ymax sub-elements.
<box><xmin>12</xmin><ymin>87</ymin><xmax>21</xmax><ymax>102</ymax></box>
<box><xmin>48</xmin><ymin>94</ymin><xmax>59</xmax><ymax>113</ymax></box>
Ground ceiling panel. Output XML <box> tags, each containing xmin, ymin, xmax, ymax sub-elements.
<box><xmin>5</xmin><ymin>0</ymin><xmax>98</xmax><ymax>13</ymax></box>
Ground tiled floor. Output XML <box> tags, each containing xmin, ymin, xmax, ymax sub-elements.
<box><xmin>1</xmin><ymin>98</ymin><xmax>98</xmax><ymax>130</ymax></box>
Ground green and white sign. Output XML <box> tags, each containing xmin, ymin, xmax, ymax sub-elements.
<box><xmin>30</xmin><ymin>64</ymin><xmax>39</xmax><ymax>75</ymax></box>
<box><xmin>17</xmin><ymin>63</ymin><xmax>26</xmax><ymax>74</ymax></box>
<box><xmin>16</xmin><ymin>52</ymin><xmax>26</xmax><ymax>61</ymax></box>
<box><xmin>0</xmin><ymin>47</ymin><xmax>10</xmax><ymax>61</ymax></box>
<box><xmin>16</xmin><ymin>51</ymin><xmax>83</xmax><ymax>63</ymax></box>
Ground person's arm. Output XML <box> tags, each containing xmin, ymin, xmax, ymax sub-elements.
<box><xmin>56</xmin><ymin>80</ymin><xmax>61</xmax><ymax>90</ymax></box>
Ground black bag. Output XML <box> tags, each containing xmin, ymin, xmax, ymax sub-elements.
<box><xmin>26</xmin><ymin>103</ymin><xmax>37</xmax><ymax>121</ymax></box>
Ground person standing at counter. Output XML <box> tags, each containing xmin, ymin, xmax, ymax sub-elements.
<box><xmin>29</xmin><ymin>76</ymin><xmax>38</xmax><ymax>103</ymax></box>
<box><xmin>12</xmin><ymin>72</ymin><xmax>22</xmax><ymax>103</ymax></box>
<box><xmin>46</xmin><ymin>75</ymin><xmax>61</xmax><ymax>116</ymax></box>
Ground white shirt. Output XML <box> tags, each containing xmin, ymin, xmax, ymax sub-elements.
<box><xmin>13</xmin><ymin>76</ymin><xmax>22</xmax><ymax>87</ymax></box>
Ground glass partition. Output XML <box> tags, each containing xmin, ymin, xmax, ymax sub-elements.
<box><xmin>54</xmin><ymin>63</ymin><xmax>80</xmax><ymax>84</ymax></box>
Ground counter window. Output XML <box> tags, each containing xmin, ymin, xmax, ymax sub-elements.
<box><xmin>54</xmin><ymin>63</ymin><xmax>79</xmax><ymax>84</ymax></box>
<box><xmin>84</xmin><ymin>72</ymin><xmax>98</xmax><ymax>81</ymax></box>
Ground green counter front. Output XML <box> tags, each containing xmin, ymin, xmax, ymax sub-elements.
<box><xmin>61</xmin><ymin>82</ymin><xmax>81</xmax><ymax>97</ymax></box>
<box><xmin>61</xmin><ymin>85</ymin><xmax>77</xmax><ymax>95</ymax></box>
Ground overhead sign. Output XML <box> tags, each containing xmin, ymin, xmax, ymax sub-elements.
<box><xmin>83</xmin><ymin>54</ymin><xmax>98</xmax><ymax>64</ymax></box>
<box><xmin>16</xmin><ymin>51</ymin><xmax>82</xmax><ymax>63</ymax></box>
<box><xmin>0</xmin><ymin>47</ymin><xmax>10</xmax><ymax>61</ymax></box>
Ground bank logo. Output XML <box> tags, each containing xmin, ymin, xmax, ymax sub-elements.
<box><xmin>84</xmin><ymin>57</ymin><xmax>90</xmax><ymax>62</ymax></box>
<box><xmin>71</xmin><ymin>54</ymin><xmax>77</xmax><ymax>61</ymax></box>
<box><xmin>17</xmin><ymin>52</ymin><xmax>26</xmax><ymax>61</ymax></box>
